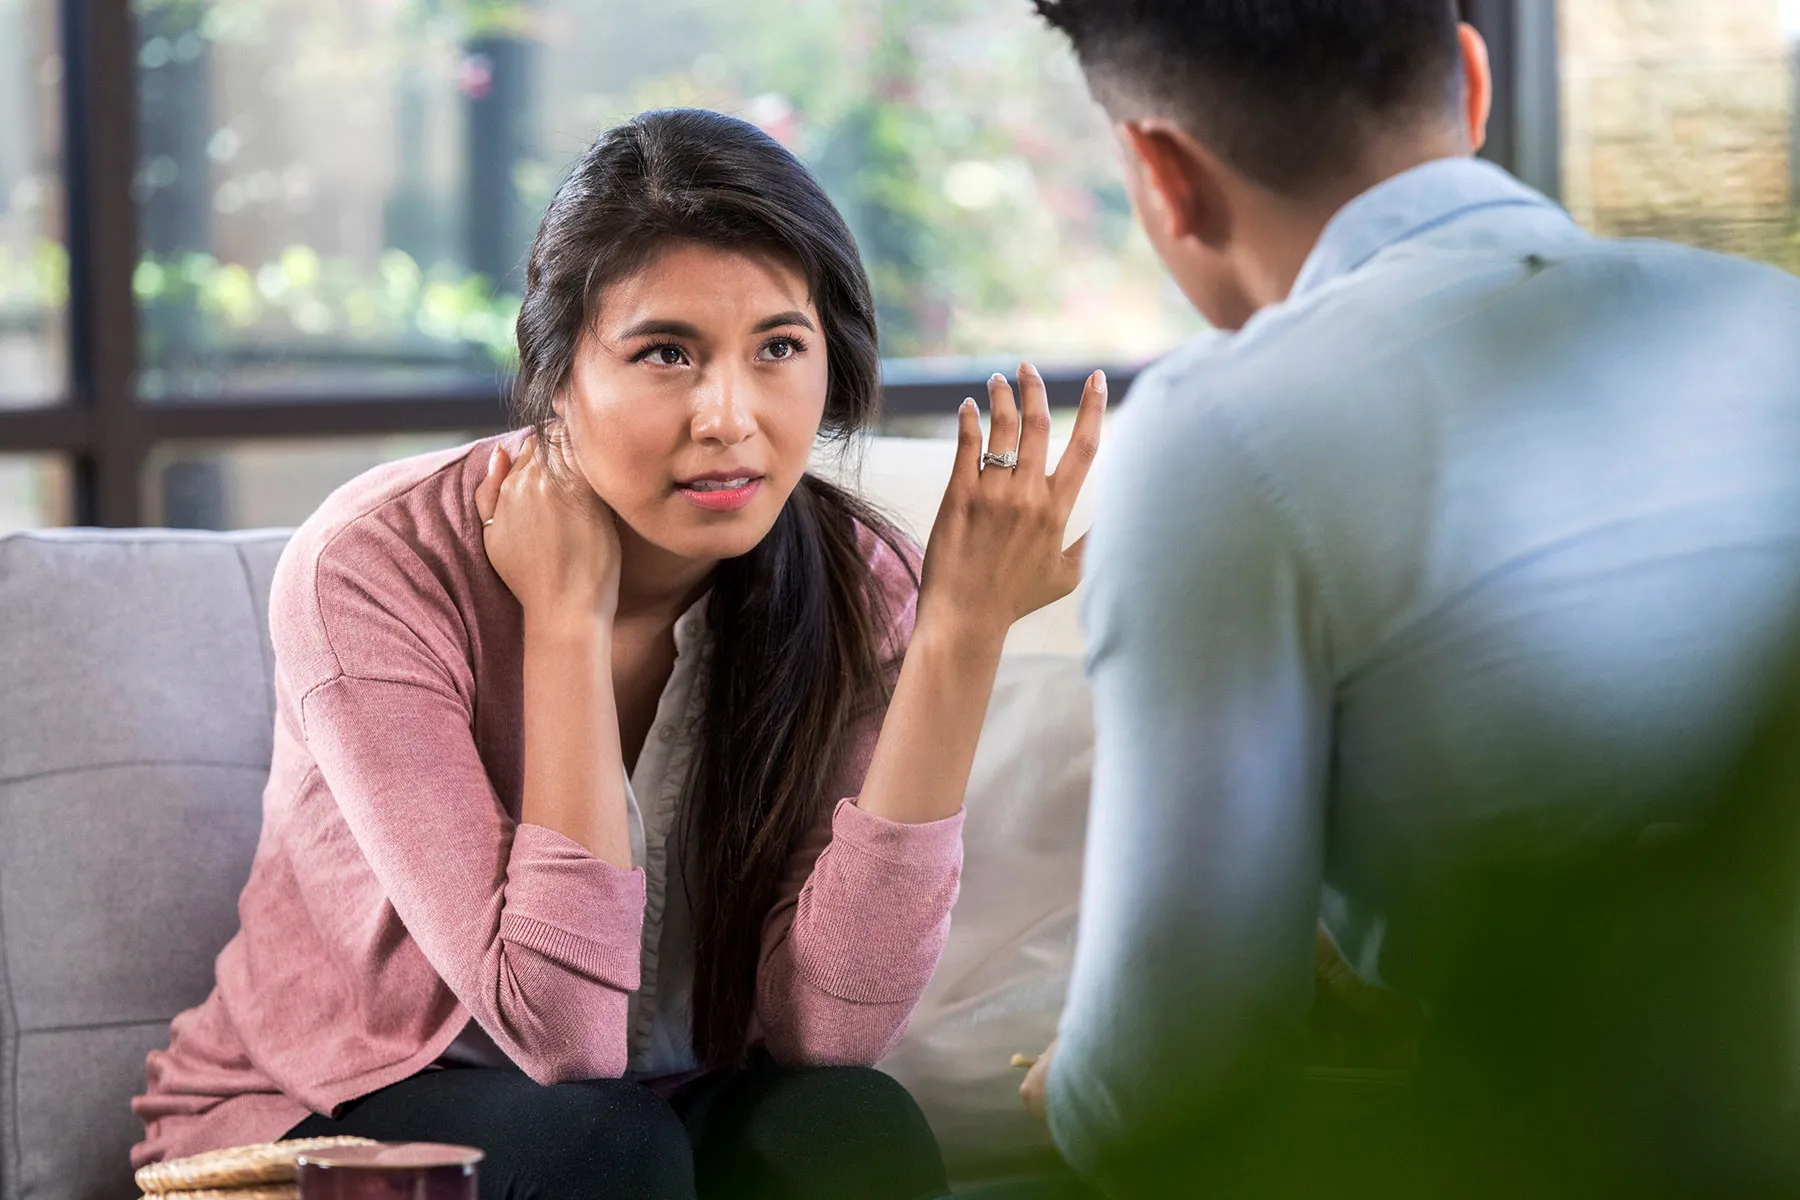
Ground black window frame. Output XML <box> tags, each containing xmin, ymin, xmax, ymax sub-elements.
<box><xmin>1</xmin><ymin>0</ymin><xmax>1543</xmax><ymax>528</ymax></box>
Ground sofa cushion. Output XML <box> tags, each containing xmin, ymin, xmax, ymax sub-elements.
<box><xmin>0</xmin><ymin>530</ymin><xmax>287</xmax><ymax>1200</ymax></box>
<box><xmin>877</xmin><ymin>655</ymin><xmax>1093</xmax><ymax>1178</ymax></box>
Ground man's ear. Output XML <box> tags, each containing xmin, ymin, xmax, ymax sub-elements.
<box><xmin>1457</xmin><ymin>22</ymin><xmax>1494</xmax><ymax>153</ymax></box>
<box><xmin>1118</xmin><ymin>119</ymin><xmax>1213</xmax><ymax>244</ymax></box>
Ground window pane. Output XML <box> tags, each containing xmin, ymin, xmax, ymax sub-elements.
<box><xmin>0</xmin><ymin>455</ymin><xmax>71</xmax><ymax>530</ymax></box>
<box><xmin>143</xmin><ymin>433</ymin><xmax>486</xmax><ymax>529</ymax></box>
<box><xmin>1560</xmin><ymin>0</ymin><xmax>1800</xmax><ymax>271</ymax></box>
<box><xmin>134</xmin><ymin>0</ymin><xmax>1197</xmax><ymax>402</ymax></box>
<box><xmin>0</xmin><ymin>0</ymin><xmax>67</xmax><ymax>406</ymax></box>
<box><xmin>536</xmin><ymin>2</ymin><xmax>1200</xmax><ymax>367</ymax></box>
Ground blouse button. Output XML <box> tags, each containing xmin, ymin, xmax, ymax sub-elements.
<box><xmin>658</xmin><ymin>725</ymin><xmax>676</xmax><ymax>743</ymax></box>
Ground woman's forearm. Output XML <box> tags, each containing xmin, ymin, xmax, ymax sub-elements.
<box><xmin>854</xmin><ymin>610</ymin><xmax>1006</xmax><ymax>825</ymax></box>
<box><xmin>519</xmin><ymin>611</ymin><xmax>633</xmax><ymax>868</ymax></box>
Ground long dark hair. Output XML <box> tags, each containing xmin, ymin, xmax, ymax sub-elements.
<box><xmin>511</xmin><ymin>109</ymin><xmax>915</xmax><ymax>1067</ymax></box>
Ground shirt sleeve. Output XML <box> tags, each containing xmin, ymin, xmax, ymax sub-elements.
<box><xmin>1047</xmin><ymin>385</ymin><xmax>1334</xmax><ymax>1183</ymax></box>
<box><xmin>754</xmin><ymin>527</ymin><xmax>966</xmax><ymax>1066</ymax></box>
<box><xmin>278</xmin><ymin>519</ymin><xmax>646</xmax><ymax>1084</ymax></box>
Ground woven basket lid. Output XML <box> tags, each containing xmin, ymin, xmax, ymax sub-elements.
<box><xmin>135</xmin><ymin>1138</ymin><xmax>377</xmax><ymax>1193</ymax></box>
<box><xmin>137</xmin><ymin>1187</ymin><xmax>297</xmax><ymax>1200</ymax></box>
<box><xmin>297</xmin><ymin>1143</ymin><xmax>482</xmax><ymax>1169</ymax></box>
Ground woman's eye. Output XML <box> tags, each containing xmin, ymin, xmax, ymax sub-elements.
<box><xmin>639</xmin><ymin>344</ymin><xmax>687</xmax><ymax>366</ymax></box>
<box><xmin>762</xmin><ymin>337</ymin><xmax>804</xmax><ymax>361</ymax></box>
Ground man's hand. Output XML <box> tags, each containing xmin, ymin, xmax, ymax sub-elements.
<box><xmin>1315</xmin><ymin>925</ymin><xmax>1426</xmax><ymax>1035</ymax></box>
<box><xmin>1020</xmin><ymin>1038</ymin><xmax>1058</xmax><ymax>1123</ymax></box>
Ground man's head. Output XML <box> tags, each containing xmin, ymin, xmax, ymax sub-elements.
<box><xmin>1035</xmin><ymin>0</ymin><xmax>1492</xmax><ymax>328</ymax></box>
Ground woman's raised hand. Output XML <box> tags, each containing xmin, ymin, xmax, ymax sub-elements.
<box><xmin>919</xmin><ymin>363</ymin><xmax>1107</xmax><ymax>641</ymax></box>
<box><xmin>474</xmin><ymin>430</ymin><xmax>623</xmax><ymax>623</ymax></box>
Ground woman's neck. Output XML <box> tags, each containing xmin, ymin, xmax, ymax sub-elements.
<box><xmin>613</xmin><ymin>523</ymin><xmax>717</xmax><ymax>627</ymax></box>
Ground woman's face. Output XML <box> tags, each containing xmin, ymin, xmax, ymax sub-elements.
<box><xmin>556</xmin><ymin>241</ymin><xmax>830</xmax><ymax>564</ymax></box>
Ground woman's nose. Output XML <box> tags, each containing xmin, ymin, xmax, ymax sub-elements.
<box><xmin>690</xmin><ymin>371</ymin><xmax>756</xmax><ymax>446</ymax></box>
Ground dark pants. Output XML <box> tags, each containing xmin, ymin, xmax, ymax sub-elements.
<box><xmin>289</xmin><ymin>1059</ymin><xmax>948</xmax><ymax>1200</ymax></box>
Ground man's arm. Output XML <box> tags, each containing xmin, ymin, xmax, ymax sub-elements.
<box><xmin>1047</xmin><ymin>386</ymin><xmax>1334</xmax><ymax>1185</ymax></box>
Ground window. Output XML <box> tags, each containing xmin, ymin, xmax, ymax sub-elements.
<box><xmin>132</xmin><ymin>0</ymin><xmax>1197</xmax><ymax>404</ymax></box>
<box><xmin>8</xmin><ymin>1</ymin><xmax>1783</xmax><ymax>528</ymax></box>
<box><xmin>531</xmin><ymin>0</ymin><xmax>1199</xmax><ymax>367</ymax></box>
<box><xmin>0</xmin><ymin>0</ymin><xmax>66</xmax><ymax>408</ymax></box>
<box><xmin>133</xmin><ymin>0</ymin><xmax>510</xmax><ymax>399</ymax></box>
<box><xmin>1559</xmin><ymin>0</ymin><xmax>1800</xmax><ymax>270</ymax></box>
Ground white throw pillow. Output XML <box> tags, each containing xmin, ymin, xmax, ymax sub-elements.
<box><xmin>879</xmin><ymin>654</ymin><xmax>1094</xmax><ymax>1176</ymax></box>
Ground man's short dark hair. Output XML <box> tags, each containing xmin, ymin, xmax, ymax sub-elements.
<box><xmin>1033</xmin><ymin>0</ymin><xmax>1465</xmax><ymax>193</ymax></box>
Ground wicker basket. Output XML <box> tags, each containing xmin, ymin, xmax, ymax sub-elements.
<box><xmin>135</xmin><ymin>1138</ymin><xmax>378</xmax><ymax>1194</ymax></box>
<box><xmin>139</xmin><ymin>1188</ymin><xmax>298</xmax><ymax>1200</ymax></box>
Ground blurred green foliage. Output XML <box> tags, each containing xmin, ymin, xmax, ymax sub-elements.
<box><xmin>129</xmin><ymin>246</ymin><xmax>520</xmax><ymax>373</ymax></box>
<box><xmin>0</xmin><ymin>241</ymin><xmax>68</xmax><ymax>323</ymax></box>
<box><xmin>106</xmin><ymin>0</ymin><xmax>1197</xmax><ymax>394</ymax></box>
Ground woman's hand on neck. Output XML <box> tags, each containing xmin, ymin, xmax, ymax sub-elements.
<box><xmin>476</xmin><ymin>436</ymin><xmax>634</xmax><ymax>867</ymax></box>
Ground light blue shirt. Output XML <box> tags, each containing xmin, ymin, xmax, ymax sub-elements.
<box><xmin>1051</xmin><ymin>157</ymin><xmax>1800</xmax><ymax>1179</ymax></box>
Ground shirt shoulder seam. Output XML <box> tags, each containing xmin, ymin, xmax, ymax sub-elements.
<box><xmin>297</xmin><ymin>668</ymin><xmax>467</xmax><ymax>718</ymax></box>
<box><xmin>306</xmin><ymin>450</ymin><xmax>478</xmax><ymax>678</ymax></box>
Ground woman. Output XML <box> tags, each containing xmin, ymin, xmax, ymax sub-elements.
<box><xmin>132</xmin><ymin>109</ymin><xmax>1105</xmax><ymax>1200</ymax></box>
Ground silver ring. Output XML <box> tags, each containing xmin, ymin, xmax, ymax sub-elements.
<box><xmin>980</xmin><ymin>451</ymin><xmax>1019</xmax><ymax>470</ymax></box>
<box><xmin>482</xmin><ymin>517</ymin><xmax>496</xmax><ymax>527</ymax></box>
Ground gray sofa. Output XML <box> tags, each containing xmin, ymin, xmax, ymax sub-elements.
<box><xmin>0</xmin><ymin>530</ymin><xmax>289</xmax><ymax>1200</ymax></box>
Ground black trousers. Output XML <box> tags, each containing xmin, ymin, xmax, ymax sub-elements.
<box><xmin>288</xmin><ymin>1059</ymin><xmax>948</xmax><ymax>1200</ymax></box>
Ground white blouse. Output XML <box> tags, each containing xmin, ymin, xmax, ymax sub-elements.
<box><xmin>444</xmin><ymin>595</ymin><xmax>712</xmax><ymax>1079</ymax></box>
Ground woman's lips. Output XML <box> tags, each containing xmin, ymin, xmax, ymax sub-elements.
<box><xmin>677</xmin><ymin>476</ymin><xmax>764</xmax><ymax>513</ymax></box>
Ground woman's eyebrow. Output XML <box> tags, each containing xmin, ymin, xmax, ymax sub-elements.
<box><xmin>751</xmin><ymin>311</ymin><xmax>816</xmax><ymax>334</ymax></box>
<box><xmin>617</xmin><ymin>318</ymin><xmax>703</xmax><ymax>340</ymax></box>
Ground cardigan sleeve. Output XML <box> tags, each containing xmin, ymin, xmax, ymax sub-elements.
<box><xmin>754</xmin><ymin>528</ymin><xmax>966</xmax><ymax>1066</ymax></box>
<box><xmin>276</xmin><ymin>514</ymin><xmax>645</xmax><ymax>1084</ymax></box>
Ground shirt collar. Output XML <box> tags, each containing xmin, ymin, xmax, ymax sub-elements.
<box><xmin>1289</xmin><ymin>156</ymin><xmax>1566</xmax><ymax>300</ymax></box>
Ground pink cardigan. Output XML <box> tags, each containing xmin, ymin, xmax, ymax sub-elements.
<box><xmin>132</xmin><ymin>436</ymin><xmax>964</xmax><ymax>1165</ymax></box>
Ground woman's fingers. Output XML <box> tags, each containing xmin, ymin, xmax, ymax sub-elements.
<box><xmin>497</xmin><ymin>432</ymin><xmax>545</xmax><ymax>517</ymax></box>
<box><xmin>1015</xmin><ymin>361</ymin><xmax>1052</xmax><ymax>476</ymax></box>
<box><xmin>474</xmin><ymin>445</ymin><xmax>509</xmax><ymax>524</ymax></box>
<box><xmin>920</xmin><ymin>365</ymin><xmax>1110</xmax><ymax>631</ymax></box>
<box><xmin>509</xmin><ymin>432</ymin><xmax>540</xmax><ymax>490</ymax></box>
<box><xmin>951</xmin><ymin>396</ymin><xmax>983</xmax><ymax>486</ymax></box>
<box><xmin>1051</xmin><ymin>369</ymin><xmax>1107</xmax><ymax>516</ymax></box>
<box><xmin>985</xmin><ymin>372</ymin><xmax>1020</xmax><ymax>469</ymax></box>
